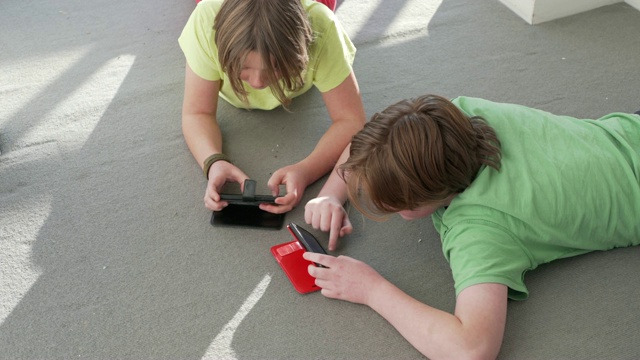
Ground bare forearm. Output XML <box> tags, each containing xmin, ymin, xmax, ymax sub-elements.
<box><xmin>316</xmin><ymin>144</ymin><xmax>350</xmax><ymax>204</ymax></box>
<box><xmin>182</xmin><ymin>113</ymin><xmax>223</xmax><ymax>170</ymax></box>
<box><xmin>308</xmin><ymin>71</ymin><xmax>366</xmax><ymax>198</ymax></box>
<box><xmin>298</xmin><ymin>120</ymin><xmax>361</xmax><ymax>186</ymax></box>
<box><xmin>367</xmin><ymin>281</ymin><xmax>502</xmax><ymax>360</ymax></box>
<box><xmin>181</xmin><ymin>65</ymin><xmax>223</xmax><ymax>170</ymax></box>
<box><xmin>304</xmin><ymin>252</ymin><xmax>505</xmax><ymax>359</ymax></box>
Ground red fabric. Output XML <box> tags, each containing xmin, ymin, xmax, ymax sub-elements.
<box><xmin>315</xmin><ymin>0</ymin><xmax>336</xmax><ymax>11</ymax></box>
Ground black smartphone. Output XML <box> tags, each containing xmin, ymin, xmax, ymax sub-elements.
<box><xmin>287</xmin><ymin>222</ymin><xmax>327</xmax><ymax>255</ymax></box>
<box><xmin>211</xmin><ymin>204</ymin><xmax>284</xmax><ymax>229</ymax></box>
<box><xmin>211</xmin><ymin>179</ymin><xmax>284</xmax><ymax>229</ymax></box>
<box><xmin>219</xmin><ymin>179</ymin><xmax>282</xmax><ymax>206</ymax></box>
<box><xmin>220</xmin><ymin>194</ymin><xmax>279</xmax><ymax>206</ymax></box>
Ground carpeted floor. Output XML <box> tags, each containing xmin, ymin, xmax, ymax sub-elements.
<box><xmin>1</xmin><ymin>0</ymin><xmax>639</xmax><ymax>358</ymax></box>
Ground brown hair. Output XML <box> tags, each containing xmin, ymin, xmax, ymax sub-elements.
<box><xmin>214</xmin><ymin>0</ymin><xmax>313</xmax><ymax>108</ymax></box>
<box><xmin>339</xmin><ymin>94</ymin><xmax>501</xmax><ymax>217</ymax></box>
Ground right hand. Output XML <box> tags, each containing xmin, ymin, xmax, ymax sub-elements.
<box><xmin>304</xmin><ymin>195</ymin><xmax>352</xmax><ymax>251</ymax></box>
<box><xmin>260</xmin><ymin>162</ymin><xmax>311</xmax><ymax>214</ymax></box>
<box><xmin>204</xmin><ymin>160</ymin><xmax>250</xmax><ymax>211</ymax></box>
<box><xmin>303</xmin><ymin>252</ymin><xmax>384</xmax><ymax>306</ymax></box>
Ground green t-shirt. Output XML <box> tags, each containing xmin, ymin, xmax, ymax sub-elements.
<box><xmin>178</xmin><ymin>0</ymin><xmax>356</xmax><ymax>110</ymax></box>
<box><xmin>432</xmin><ymin>96</ymin><xmax>640</xmax><ymax>300</ymax></box>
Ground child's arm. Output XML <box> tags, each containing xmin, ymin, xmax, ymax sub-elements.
<box><xmin>182</xmin><ymin>64</ymin><xmax>250</xmax><ymax>210</ymax></box>
<box><xmin>303</xmin><ymin>252</ymin><xmax>508</xmax><ymax>360</ymax></box>
<box><xmin>262</xmin><ymin>71</ymin><xmax>366</xmax><ymax>213</ymax></box>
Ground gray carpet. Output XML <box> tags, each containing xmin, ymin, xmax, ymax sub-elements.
<box><xmin>1</xmin><ymin>0</ymin><xmax>639</xmax><ymax>359</ymax></box>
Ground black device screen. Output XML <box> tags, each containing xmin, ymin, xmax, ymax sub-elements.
<box><xmin>211</xmin><ymin>204</ymin><xmax>284</xmax><ymax>229</ymax></box>
<box><xmin>287</xmin><ymin>223</ymin><xmax>327</xmax><ymax>254</ymax></box>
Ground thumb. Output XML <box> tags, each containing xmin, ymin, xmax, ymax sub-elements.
<box><xmin>267</xmin><ymin>171</ymin><xmax>284</xmax><ymax>196</ymax></box>
<box><xmin>340</xmin><ymin>216</ymin><xmax>353</xmax><ymax>236</ymax></box>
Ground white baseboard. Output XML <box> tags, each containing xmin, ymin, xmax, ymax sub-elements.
<box><xmin>498</xmin><ymin>0</ymin><xmax>535</xmax><ymax>24</ymax></box>
<box><xmin>626</xmin><ymin>0</ymin><xmax>640</xmax><ymax>10</ymax></box>
<box><xmin>532</xmin><ymin>0</ymin><xmax>620</xmax><ymax>24</ymax></box>
<box><xmin>499</xmin><ymin>0</ymin><xmax>639</xmax><ymax>24</ymax></box>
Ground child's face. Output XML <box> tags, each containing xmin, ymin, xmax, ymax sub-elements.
<box><xmin>240</xmin><ymin>51</ymin><xmax>280</xmax><ymax>90</ymax></box>
<box><xmin>396</xmin><ymin>195</ymin><xmax>456</xmax><ymax>221</ymax></box>
<box><xmin>397</xmin><ymin>203</ymin><xmax>442</xmax><ymax>221</ymax></box>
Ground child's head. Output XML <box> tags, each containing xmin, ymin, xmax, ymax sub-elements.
<box><xmin>339</xmin><ymin>94</ymin><xmax>501</xmax><ymax>218</ymax></box>
<box><xmin>214</xmin><ymin>0</ymin><xmax>313</xmax><ymax>108</ymax></box>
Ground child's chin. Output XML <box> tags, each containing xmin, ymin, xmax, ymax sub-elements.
<box><xmin>399</xmin><ymin>213</ymin><xmax>417</xmax><ymax>221</ymax></box>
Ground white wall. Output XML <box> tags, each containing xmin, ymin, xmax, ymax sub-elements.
<box><xmin>532</xmin><ymin>0</ymin><xmax>619</xmax><ymax>24</ymax></box>
<box><xmin>499</xmin><ymin>0</ymin><xmax>640</xmax><ymax>24</ymax></box>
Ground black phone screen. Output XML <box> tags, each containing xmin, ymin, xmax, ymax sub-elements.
<box><xmin>287</xmin><ymin>223</ymin><xmax>327</xmax><ymax>254</ymax></box>
<box><xmin>211</xmin><ymin>204</ymin><xmax>284</xmax><ymax>229</ymax></box>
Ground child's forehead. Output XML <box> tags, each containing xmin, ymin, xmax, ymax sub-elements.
<box><xmin>241</xmin><ymin>50</ymin><xmax>279</xmax><ymax>67</ymax></box>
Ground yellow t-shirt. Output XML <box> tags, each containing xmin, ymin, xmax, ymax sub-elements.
<box><xmin>178</xmin><ymin>0</ymin><xmax>356</xmax><ymax>110</ymax></box>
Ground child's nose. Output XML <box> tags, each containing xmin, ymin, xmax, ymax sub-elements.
<box><xmin>244</xmin><ymin>71</ymin><xmax>268</xmax><ymax>90</ymax></box>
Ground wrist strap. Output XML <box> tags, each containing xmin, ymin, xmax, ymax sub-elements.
<box><xmin>203</xmin><ymin>153</ymin><xmax>231</xmax><ymax>179</ymax></box>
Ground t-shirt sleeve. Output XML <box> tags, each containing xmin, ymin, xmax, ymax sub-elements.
<box><xmin>178</xmin><ymin>4</ymin><xmax>222</xmax><ymax>81</ymax></box>
<box><xmin>442</xmin><ymin>221</ymin><xmax>533</xmax><ymax>300</ymax></box>
<box><xmin>310</xmin><ymin>17</ymin><xmax>356</xmax><ymax>93</ymax></box>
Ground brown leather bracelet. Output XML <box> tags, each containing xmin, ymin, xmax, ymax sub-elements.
<box><xmin>203</xmin><ymin>153</ymin><xmax>231</xmax><ymax>179</ymax></box>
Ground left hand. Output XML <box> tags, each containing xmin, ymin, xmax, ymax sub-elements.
<box><xmin>303</xmin><ymin>252</ymin><xmax>385</xmax><ymax>306</ymax></box>
<box><xmin>260</xmin><ymin>163</ymin><xmax>310</xmax><ymax>214</ymax></box>
<box><xmin>305</xmin><ymin>195</ymin><xmax>352</xmax><ymax>251</ymax></box>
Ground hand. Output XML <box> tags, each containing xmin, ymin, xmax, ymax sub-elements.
<box><xmin>204</xmin><ymin>161</ymin><xmax>250</xmax><ymax>211</ymax></box>
<box><xmin>303</xmin><ymin>252</ymin><xmax>385</xmax><ymax>306</ymax></box>
<box><xmin>304</xmin><ymin>196</ymin><xmax>352</xmax><ymax>251</ymax></box>
<box><xmin>260</xmin><ymin>163</ymin><xmax>310</xmax><ymax>214</ymax></box>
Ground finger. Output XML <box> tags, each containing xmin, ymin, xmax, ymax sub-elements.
<box><xmin>208</xmin><ymin>187</ymin><xmax>221</xmax><ymax>202</ymax></box>
<box><xmin>304</xmin><ymin>208</ymin><xmax>313</xmax><ymax>224</ymax></box>
<box><xmin>320</xmin><ymin>210</ymin><xmax>332</xmax><ymax>232</ymax></box>
<box><xmin>304</xmin><ymin>204</ymin><xmax>313</xmax><ymax>225</ymax></box>
<box><xmin>204</xmin><ymin>196</ymin><xmax>227</xmax><ymax>211</ymax></box>
<box><xmin>327</xmin><ymin>236</ymin><xmax>338</xmax><ymax>252</ymax></box>
<box><xmin>275</xmin><ymin>193</ymin><xmax>296</xmax><ymax>206</ymax></box>
<box><xmin>303</xmin><ymin>251</ymin><xmax>333</xmax><ymax>267</ymax></box>
<box><xmin>307</xmin><ymin>262</ymin><xmax>331</xmax><ymax>280</ymax></box>
<box><xmin>283</xmin><ymin>181</ymin><xmax>301</xmax><ymax>205</ymax></box>
<box><xmin>303</xmin><ymin>251</ymin><xmax>319</xmax><ymax>263</ymax></box>
<box><xmin>307</xmin><ymin>264</ymin><xmax>319</xmax><ymax>278</ymax></box>
<box><xmin>266</xmin><ymin>171</ymin><xmax>283</xmax><ymax>196</ymax></box>
<box><xmin>327</xmin><ymin>215</ymin><xmax>343</xmax><ymax>251</ymax></box>
<box><xmin>314</xmin><ymin>278</ymin><xmax>331</xmax><ymax>289</ymax></box>
<box><xmin>258</xmin><ymin>202</ymin><xmax>291</xmax><ymax>214</ymax></box>
<box><xmin>311</xmin><ymin>208</ymin><xmax>323</xmax><ymax>229</ymax></box>
<box><xmin>320</xmin><ymin>288</ymin><xmax>338</xmax><ymax>299</ymax></box>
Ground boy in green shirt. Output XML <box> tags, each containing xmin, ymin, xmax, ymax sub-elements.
<box><xmin>303</xmin><ymin>94</ymin><xmax>640</xmax><ymax>359</ymax></box>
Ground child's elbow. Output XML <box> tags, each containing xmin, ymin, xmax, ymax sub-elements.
<box><xmin>419</xmin><ymin>338</ymin><xmax>500</xmax><ymax>360</ymax></box>
<box><xmin>454</xmin><ymin>339</ymin><xmax>501</xmax><ymax>360</ymax></box>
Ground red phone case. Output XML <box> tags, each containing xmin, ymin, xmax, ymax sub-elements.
<box><xmin>271</xmin><ymin>240</ymin><xmax>321</xmax><ymax>294</ymax></box>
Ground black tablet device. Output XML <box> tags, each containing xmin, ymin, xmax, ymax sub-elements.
<box><xmin>210</xmin><ymin>179</ymin><xmax>284</xmax><ymax>229</ymax></box>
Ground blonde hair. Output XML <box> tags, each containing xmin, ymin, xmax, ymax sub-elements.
<box><xmin>214</xmin><ymin>0</ymin><xmax>313</xmax><ymax>108</ymax></box>
<box><xmin>339</xmin><ymin>94</ymin><xmax>502</xmax><ymax>218</ymax></box>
